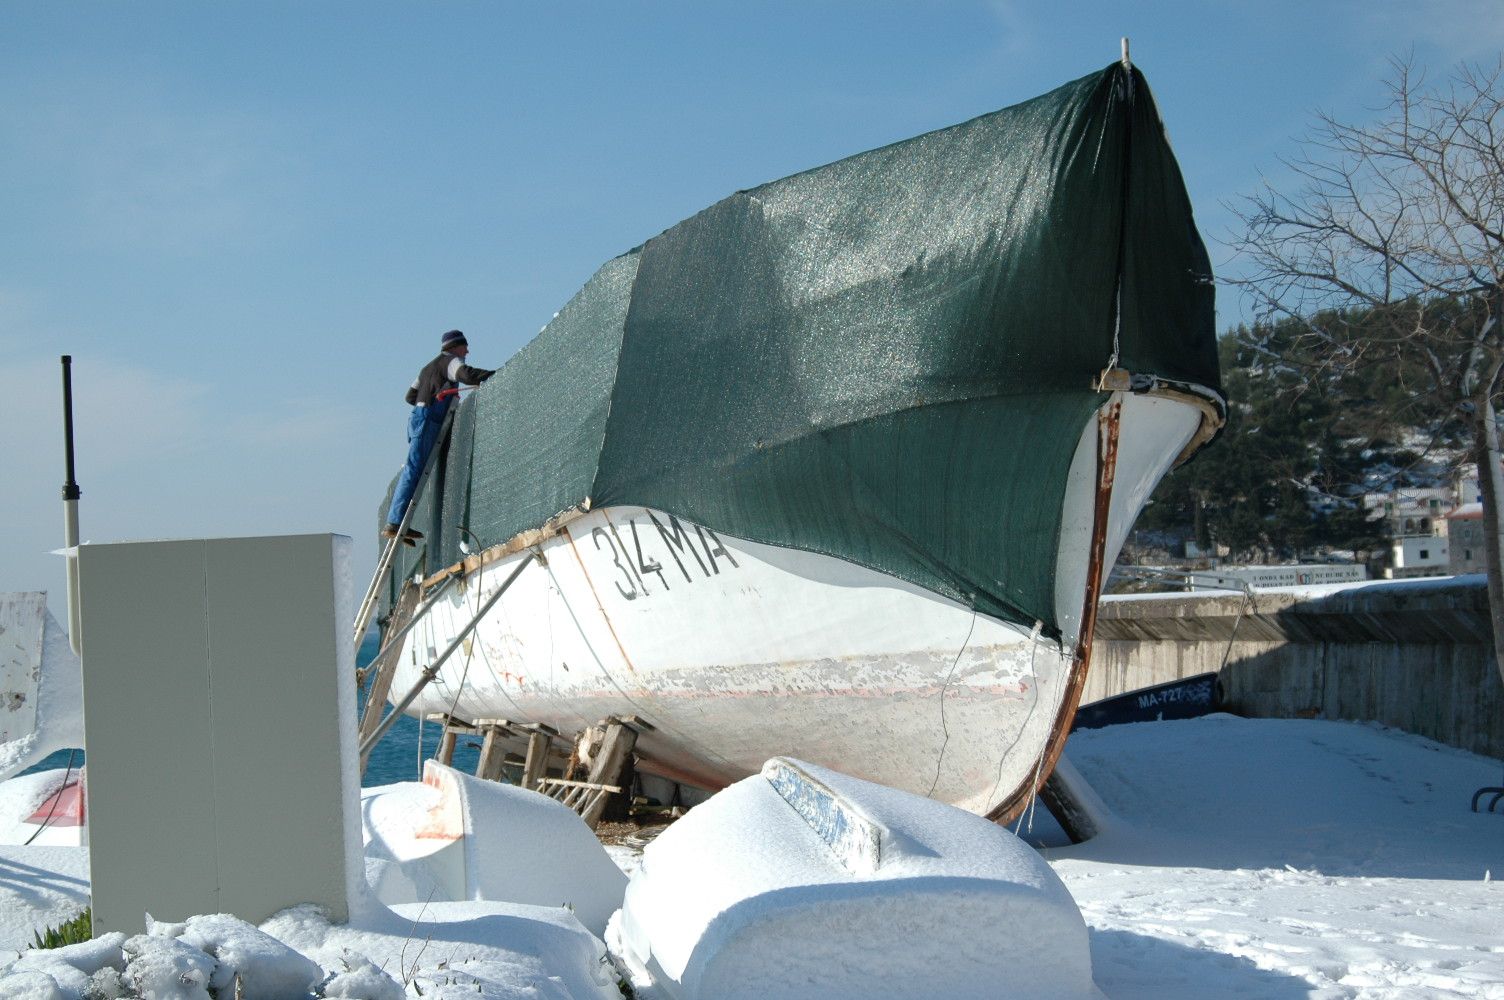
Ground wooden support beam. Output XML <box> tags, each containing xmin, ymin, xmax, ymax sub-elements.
<box><xmin>579</xmin><ymin>719</ymin><xmax>637</xmax><ymax>828</ymax></box>
<box><xmin>476</xmin><ymin>725</ymin><xmax>507</xmax><ymax>782</ymax></box>
<box><xmin>522</xmin><ymin>731</ymin><xmax>551</xmax><ymax>791</ymax></box>
<box><xmin>436</xmin><ymin>729</ymin><xmax>458</xmax><ymax>766</ymax></box>
<box><xmin>1037</xmin><ymin>754</ymin><xmax>1105</xmax><ymax>845</ymax></box>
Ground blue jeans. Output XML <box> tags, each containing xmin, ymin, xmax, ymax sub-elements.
<box><xmin>385</xmin><ymin>401</ymin><xmax>449</xmax><ymax>527</ymax></box>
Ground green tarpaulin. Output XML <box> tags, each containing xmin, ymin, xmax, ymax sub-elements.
<box><xmin>383</xmin><ymin>62</ymin><xmax>1220</xmax><ymax>637</ymax></box>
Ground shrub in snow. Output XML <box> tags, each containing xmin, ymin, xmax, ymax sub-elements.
<box><xmin>85</xmin><ymin>966</ymin><xmax>129</xmax><ymax>999</ymax></box>
<box><xmin>121</xmin><ymin>934</ymin><xmax>216</xmax><ymax>1000</ymax></box>
<box><xmin>155</xmin><ymin>913</ymin><xmax>323</xmax><ymax>999</ymax></box>
<box><xmin>317</xmin><ymin>952</ymin><xmax>404</xmax><ymax>1000</ymax></box>
<box><xmin>6</xmin><ymin>931</ymin><xmax>126</xmax><ymax>996</ymax></box>
<box><xmin>22</xmin><ymin>932</ymin><xmax>126</xmax><ymax>974</ymax></box>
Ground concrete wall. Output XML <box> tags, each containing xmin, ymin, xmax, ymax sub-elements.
<box><xmin>1089</xmin><ymin>579</ymin><xmax>1503</xmax><ymax>760</ymax></box>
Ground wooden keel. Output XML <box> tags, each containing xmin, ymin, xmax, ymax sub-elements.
<box><xmin>988</xmin><ymin>398</ymin><xmax>1121</xmax><ymax>825</ymax></box>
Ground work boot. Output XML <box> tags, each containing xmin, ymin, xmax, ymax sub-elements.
<box><xmin>380</xmin><ymin>525</ymin><xmax>424</xmax><ymax>546</ymax></box>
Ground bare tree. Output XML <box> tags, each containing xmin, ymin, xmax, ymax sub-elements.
<box><xmin>1230</xmin><ymin>55</ymin><xmax>1504</xmax><ymax>690</ymax></box>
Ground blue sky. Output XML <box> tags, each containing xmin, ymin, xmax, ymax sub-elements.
<box><xmin>3</xmin><ymin>1</ymin><xmax>1501</xmax><ymax>605</ymax></box>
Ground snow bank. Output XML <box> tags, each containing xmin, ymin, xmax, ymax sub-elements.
<box><xmin>0</xmin><ymin>903</ymin><xmax>622</xmax><ymax>1000</ymax></box>
<box><xmin>0</xmin><ymin>844</ymin><xmax>88</xmax><ymax>962</ymax></box>
<box><xmin>362</xmin><ymin>762</ymin><xmax>627</xmax><ymax>936</ymax></box>
<box><xmin>0</xmin><ymin>915</ymin><xmax>325</xmax><ymax>1000</ymax></box>
<box><xmin>1051</xmin><ymin>715</ymin><xmax>1504</xmax><ymax>998</ymax></box>
<box><xmin>265</xmin><ymin>900</ymin><xmax>621</xmax><ymax>999</ymax></box>
<box><xmin>614</xmin><ymin>756</ymin><xmax>1102</xmax><ymax>1000</ymax></box>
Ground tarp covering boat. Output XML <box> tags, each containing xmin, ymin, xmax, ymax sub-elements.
<box><xmin>384</xmin><ymin>62</ymin><xmax>1220</xmax><ymax>638</ymax></box>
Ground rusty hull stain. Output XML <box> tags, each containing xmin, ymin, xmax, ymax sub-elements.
<box><xmin>562</xmin><ymin>524</ymin><xmax>640</xmax><ymax>677</ymax></box>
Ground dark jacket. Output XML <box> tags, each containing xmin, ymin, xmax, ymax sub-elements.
<box><xmin>405</xmin><ymin>351</ymin><xmax>493</xmax><ymax>406</ymax></box>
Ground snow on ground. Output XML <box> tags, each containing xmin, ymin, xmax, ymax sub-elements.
<box><xmin>0</xmin><ymin>715</ymin><xmax>1500</xmax><ymax>997</ymax></box>
<box><xmin>1043</xmin><ymin>715</ymin><xmax>1504</xmax><ymax>999</ymax></box>
<box><xmin>0</xmin><ymin>843</ymin><xmax>88</xmax><ymax>962</ymax></box>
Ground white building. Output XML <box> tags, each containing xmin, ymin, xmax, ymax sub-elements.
<box><xmin>1362</xmin><ymin>486</ymin><xmax>1453</xmax><ymax>539</ymax></box>
<box><xmin>1447</xmin><ymin>503</ymin><xmax>1485</xmax><ymax>575</ymax></box>
<box><xmin>1385</xmin><ymin>535</ymin><xmax>1450</xmax><ymax>579</ymax></box>
<box><xmin>1361</xmin><ymin>485</ymin><xmax>1454</xmax><ymax>579</ymax></box>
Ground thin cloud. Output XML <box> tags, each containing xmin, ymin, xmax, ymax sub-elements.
<box><xmin>2</xmin><ymin>78</ymin><xmax>305</xmax><ymax>255</ymax></box>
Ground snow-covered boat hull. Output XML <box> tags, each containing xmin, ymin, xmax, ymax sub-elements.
<box><xmin>387</xmin><ymin>391</ymin><xmax>1205</xmax><ymax>817</ymax></box>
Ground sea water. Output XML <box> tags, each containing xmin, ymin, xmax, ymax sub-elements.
<box><xmin>357</xmin><ymin>630</ymin><xmax>482</xmax><ymax>785</ymax></box>
<box><xmin>21</xmin><ymin>633</ymin><xmax>478</xmax><ymax>787</ymax></box>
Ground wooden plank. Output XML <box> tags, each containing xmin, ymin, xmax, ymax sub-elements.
<box><xmin>537</xmin><ymin>778</ymin><xmax>622</xmax><ymax>794</ymax></box>
<box><xmin>436</xmin><ymin>729</ymin><xmax>457</xmax><ymax>766</ymax></box>
<box><xmin>522</xmin><ymin>731</ymin><xmax>551</xmax><ymax>791</ymax></box>
<box><xmin>419</xmin><ymin>506</ymin><xmax>589</xmax><ymax>591</ymax></box>
<box><xmin>476</xmin><ymin>726</ymin><xmax>507</xmax><ymax>782</ymax></box>
<box><xmin>580</xmin><ymin>720</ymin><xmax>637</xmax><ymax>828</ymax></box>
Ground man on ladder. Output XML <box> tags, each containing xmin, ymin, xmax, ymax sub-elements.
<box><xmin>381</xmin><ymin>329</ymin><xmax>494</xmax><ymax>543</ymax></box>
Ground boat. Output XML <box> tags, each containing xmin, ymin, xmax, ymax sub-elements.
<box><xmin>366</xmin><ymin>57</ymin><xmax>1225</xmax><ymax>822</ymax></box>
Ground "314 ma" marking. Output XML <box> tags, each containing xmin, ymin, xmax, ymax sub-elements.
<box><xmin>591</xmin><ymin>512</ymin><xmax>739</xmax><ymax>601</ymax></box>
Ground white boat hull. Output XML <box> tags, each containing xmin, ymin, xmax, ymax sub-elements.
<box><xmin>386</xmin><ymin>391</ymin><xmax>1205</xmax><ymax>817</ymax></box>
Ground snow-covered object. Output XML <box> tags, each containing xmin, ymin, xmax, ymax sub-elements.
<box><xmin>614</xmin><ymin>757</ymin><xmax>1103</xmax><ymax>1000</ymax></box>
<box><xmin>0</xmin><ymin>969</ymin><xmax>68</xmax><ymax>1000</ymax></box>
<box><xmin>122</xmin><ymin>933</ymin><xmax>217</xmax><ymax>999</ymax></box>
<box><xmin>0</xmin><ymin>769</ymin><xmax>86</xmax><ymax>847</ymax></box>
<box><xmin>154</xmin><ymin>913</ymin><xmax>323</xmax><ymax>998</ymax></box>
<box><xmin>265</xmin><ymin>900</ymin><xmax>621</xmax><ymax>999</ymax></box>
<box><xmin>8</xmin><ymin>931</ymin><xmax>125</xmax><ymax>980</ymax></box>
<box><xmin>0</xmin><ymin>600</ymin><xmax>82</xmax><ymax>781</ymax></box>
<box><xmin>360</xmin><ymin>779</ymin><xmax>462</xmax><ymax>907</ymax></box>
<box><xmin>363</xmin><ymin>762</ymin><xmax>626</xmax><ymax>936</ymax></box>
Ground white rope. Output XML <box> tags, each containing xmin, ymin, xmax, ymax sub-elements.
<box><xmin>1013</xmin><ymin>621</ymin><xmax>1050</xmax><ymax>837</ymax></box>
<box><xmin>982</xmin><ymin>619</ymin><xmax>1047</xmax><ymax>810</ymax></box>
<box><xmin>926</xmin><ymin>608</ymin><xmax>978</xmax><ymax>799</ymax></box>
<box><xmin>440</xmin><ymin>578</ymin><xmax>484</xmax><ymax>737</ymax></box>
<box><xmin>986</xmin><ymin>619</ymin><xmax>1046</xmax><ymax>806</ymax></box>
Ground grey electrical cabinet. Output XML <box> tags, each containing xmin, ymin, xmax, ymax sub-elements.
<box><xmin>77</xmin><ymin>534</ymin><xmax>359</xmax><ymax>934</ymax></box>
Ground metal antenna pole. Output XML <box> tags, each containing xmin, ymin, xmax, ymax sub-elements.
<box><xmin>60</xmin><ymin>356</ymin><xmax>83</xmax><ymax>655</ymax></box>
<box><xmin>1121</xmin><ymin>37</ymin><xmax>1130</xmax><ymax>68</ymax></box>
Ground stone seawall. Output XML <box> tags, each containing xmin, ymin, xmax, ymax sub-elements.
<box><xmin>1088</xmin><ymin>578</ymin><xmax>1503</xmax><ymax>760</ymax></box>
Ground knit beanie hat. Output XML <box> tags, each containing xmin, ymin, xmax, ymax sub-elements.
<box><xmin>441</xmin><ymin>329</ymin><xmax>468</xmax><ymax>350</ymax></box>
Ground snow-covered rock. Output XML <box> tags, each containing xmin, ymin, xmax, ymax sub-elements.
<box><xmin>613</xmin><ymin>756</ymin><xmax>1103</xmax><ymax>1000</ymax></box>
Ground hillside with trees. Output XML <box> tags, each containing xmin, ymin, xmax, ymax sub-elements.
<box><xmin>1134</xmin><ymin>313</ymin><xmax>1468</xmax><ymax>566</ymax></box>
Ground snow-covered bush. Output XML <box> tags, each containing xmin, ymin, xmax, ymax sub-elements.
<box><xmin>0</xmin><ymin>913</ymin><xmax>404</xmax><ymax>1000</ymax></box>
